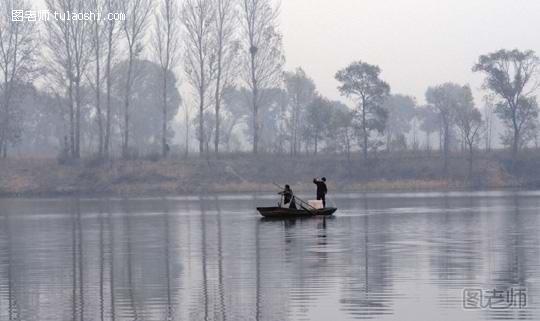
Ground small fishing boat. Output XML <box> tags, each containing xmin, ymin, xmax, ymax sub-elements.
<box><xmin>257</xmin><ymin>206</ymin><xmax>337</xmax><ymax>218</ymax></box>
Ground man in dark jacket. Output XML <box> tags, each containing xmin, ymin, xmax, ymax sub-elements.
<box><xmin>278</xmin><ymin>184</ymin><xmax>296</xmax><ymax>209</ymax></box>
<box><xmin>313</xmin><ymin>177</ymin><xmax>327</xmax><ymax>207</ymax></box>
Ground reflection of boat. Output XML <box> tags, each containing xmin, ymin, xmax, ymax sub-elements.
<box><xmin>257</xmin><ymin>207</ymin><xmax>337</xmax><ymax>218</ymax></box>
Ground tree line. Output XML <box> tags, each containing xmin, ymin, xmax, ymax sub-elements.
<box><xmin>0</xmin><ymin>0</ymin><xmax>539</xmax><ymax>175</ymax></box>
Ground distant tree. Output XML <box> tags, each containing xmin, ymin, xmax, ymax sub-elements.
<box><xmin>18</xmin><ymin>87</ymin><xmax>66</xmax><ymax>155</ymax></box>
<box><xmin>497</xmin><ymin>97</ymin><xmax>539</xmax><ymax>151</ymax></box>
<box><xmin>181</xmin><ymin>0</ymin><xmax>216</xmax><ymax>156</ymax></box>
<box><xmin>418</xmin><ymin>105</ymin><xmax>439</xmax><ymax>151</ymax></box>
<box><xmin>183</xmin><ymin>100</ymin><xmax>191</xmax><ymax>156</ymax></box>
<box><xmin>153</xmin><ymin>0</ymin><xmax>181</xmax><ymax>157</ymax></box>
<box><xmin>426</xmin><ymin>83</ymin><xmax>472</xmax><ymax>174</ymax></box>
<box><xmin>328</xmin><ymin>102</ymin><xmax>354</xmax><ymax>161</ymax></box>
<box><xmin>454</xmin><ymin>97</ymin><xmax>483</xmax><ymax>179</ymax></box>
<box><xmin>335</xmin><ymin>61</ymin><xmax>390</xmax><ymax>161</ymax></box>
<box><xmin>120</xmin><ymin>0</ymin><xmax>153</xmax><ymax>158</ymax></box>
<box><xmin>275</xmin><ymin>89</ymin><xmax>289</xmax><ymax>154</ymax></box>
<box><xmin>193</xmin><ymin>110</ymin><xmax>215</xmax><ymax>153</ymax></box>
<box><xmin>284</xmin><ymin>67</ymin><xmax>316</xmax><ymax>155</ymax></box>
<box><xmin>303</xmin><ymin>95</ymin><xmax>333</xmax><ymax>155</ymax></box>
<box><xmin>112</xmin><ymin>59</ymin><xmax>181</xmax><ymax>153</ymax></box>
<box><xmin>239</xmin><ymin>0</ymin><xmax>284</xmax><ymax>154</ymax></box>
<box><xmin>242</xmin><ymin>87</ymin><xmax>284</xmax><ymax>152</ymax></box>
<box><xmin>382</xmin><ymin>94</ymin><xmax>416</xmax><ymax>152</ymax></box>
<box><xmin>221</xmin><ymin>86</ymin><xmax>250</xmax><ymax>151</ymax></box>
<box><xmin>473</xmin><ymin>49</ymin><xmax>540</xmax><ymax>159</ymax></box>
<box><xmin>482</xmin><ymin>95</ymin><xmax>495</xmax><ymax>152</ymax></box>
<box><xmin>0</xmin><ymin>0</ymin><xmax>37</xmax><ymax>158</ymax></box>
<box><xmin>211</xmin><ymin>0</ymin><xmax>239</xmax><ymax>154</ymax></box>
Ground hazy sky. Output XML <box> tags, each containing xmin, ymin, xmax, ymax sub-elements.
<box><xmin>279</xmin><ymin>0</ymin><xmax>540</xmax><ymax>105</ymax></box>
<box><xmin>33</xmin><ymin>0</ymin><xmax>540</xmax><ymax>107</ymax></box>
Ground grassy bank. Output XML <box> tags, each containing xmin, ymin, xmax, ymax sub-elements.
<box><xmin>0</xmin><ymin>152</ymin><xmax>534</xmax><ymax>197</ymax></box>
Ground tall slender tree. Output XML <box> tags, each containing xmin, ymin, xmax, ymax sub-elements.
<box><xmin>45</xmin><ymin>0</ymin><xmax>92</xmax><ymax>159</ymax></box>
<box><xmin>0</xmin><ymin>0</ymin><xmax>37</xmax><ymax>158</ymax></box>
<box><xmin>181</xmin><ymin>0</ymin><xmax>216</xmax><ymax>155</ymax></box>
<box><xmin>239</xmin><ymin>0</ymin><xmax>284</xmax><ymax>154</ymax></box>
<box><xmin>153</xmin><ymin>0</ymin><xmax>181</xmax><ymax>157</ymax></box>
<box><xmin>212</xmin><ymin>0</ymin><xmax>238</xmax><ymax>155</ymax></box>
<box><xmin>89</xmin><ymin>0</ymin><xmax>106</xmax><ymax>157</ymax></box>
<box><xmin>103</xmin><ymin>0</ymin><xmax>121</xmax><ymax>157</ymax></box>
<box><xmin>120</xmin><ymin>0</ymin><xmax>153</xmax><ymax>158</ymax></box>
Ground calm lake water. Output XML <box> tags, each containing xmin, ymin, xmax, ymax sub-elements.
<box><xmin>0</xmin><ymin>191</ymin><xmax>539</xmax><ymax>321</ymax></box>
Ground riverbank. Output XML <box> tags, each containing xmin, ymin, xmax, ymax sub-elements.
<box><xmin>0</xmin><ymin>153</ymin><xmax>533</xmax><ymax>197</ymax></box>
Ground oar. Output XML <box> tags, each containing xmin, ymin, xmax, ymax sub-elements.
<box><xmin>272</xmin><ymin>182</ymin><xmax>318</xmax><ymax>215</ymax></box>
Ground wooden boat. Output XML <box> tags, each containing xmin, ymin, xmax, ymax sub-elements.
<box><xmin>257</xmin><ymin>206</ymin><xmax>337</xmax><ymax>218</ymax></box>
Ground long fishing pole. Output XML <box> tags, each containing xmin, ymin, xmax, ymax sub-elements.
<box><xmin>225</xmin><ymin>166</ymin><xmax>318</xmax><ymax>214</ymax></box>
<box><xmin>272</xmin><ymin>182</ymin><xmax>318</xmax><ymax>212</ymax></box>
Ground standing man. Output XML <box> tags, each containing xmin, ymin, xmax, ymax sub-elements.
<box><xmin>313</xmin><ymin>177</ymin><xmax>328</xmax><ymax>208</ymax></box>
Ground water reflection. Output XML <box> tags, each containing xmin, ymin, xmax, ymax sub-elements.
<box><xmin>0</xmin><ymin>192</ymin><xmax>539</xmax><ymax>321</ymax></box>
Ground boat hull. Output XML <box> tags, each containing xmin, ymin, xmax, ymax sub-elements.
<box><xmin>257</xmin><ymin>207</ymin><xmax>337</xmax><ymax>218</ymax></box>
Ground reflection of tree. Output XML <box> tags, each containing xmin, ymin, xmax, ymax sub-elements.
<box><xmin>1</xmin><ymin>213</ymin><xmax>19</xmax><ymax>320</ymax></box>
<box><xmin>123</xmin><ymin>201</ymin><xmax>139</xmax><ymax>320</ymax></box>
<box><xmin>163</xmin><ymin>200</ymin><xmax>173</xmax><ymax>321</ymax></box>
<box><xmin>119</xmin><ymin>199</ymin><xmax>182</xmax><ymax>321</ymax></box>
<box><xmin>339</xmin><ymin>196</ymin><xmax>394</xmax><ymax>319</ymax></box>
<box><xmin>99</xmin><ymin>206</ymin><xmax>105</xmax><ymax>321</ymax></box>
<box><xmin>428</xmin><ymin>196</ymin><xmax>482</xmax><ymax>283</ymax></box>
<box><xmin>215</xmin><ymin>197</ymin><xmax>227</xmax><ymax>321</ymax></box>
<box><xmin>108</xmin><ymin>206</ymin><xmax>116</xmax><ymax>321</ymax></box>
<box><xmin>483</xmin><ymin>194</ymin><xmax>534</xmax><ymax>320</ymax></box>
<box><xmin>199</xmin><ymin>198</ymin><xmax>209</xmax><ymax>321</ymax></box>
<box><xmin>0</xmin><ymin>198</ymin><xmax>185</xmax><ymax>321</ymax></box>
<box><xmin>70</xmin><ymin>199</ymin><xmax>84</xmax><ymax>321</ymax></box>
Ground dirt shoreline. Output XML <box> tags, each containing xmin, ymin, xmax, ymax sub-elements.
<box><xmin>0</xmin><ymin>155</ymin><xmax>530</xmax><ymax>198</ymax></box>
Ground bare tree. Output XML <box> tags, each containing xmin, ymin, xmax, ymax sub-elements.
<box><xmin>153</xmin><ymin>0</ymin><xmax>181</xmax><ymax>157</ymax></box>
<box><xmin>0</xmin><ymin>0</ymin><xmax>37</xmax><ymax>158</ymax></box>
<box><xmin>103</xmin><ymin>0</ymin><xmax>121</xmax><ymax>157</ymax></box>
<box><xmin>45</xmin><ymin>0</ymin><xmax>92</xmax><ymax>159</ymax></box>
<box><xmin>181</xmin><ymin>0</ymin><xmax>216</xmax><ymax>155</ymax></box>
<box><xmin>240</xmin><ymin>0</ymin><xmax>284</xmax><ymax>154</ymax></box>
<box><xmin>212</xmin><ymin>0</ymin><xmax>238</xmax><ymax>155</ymax></box>
<box><xmin>120</xmin><ymin>0</ymin><xmax>153</xmax><ymax>158</ymax></box>
<box><xmin>71</xmin><ymin>1</ymin><xmax>92</xmax><ymax>158</ymax></box>
<box><xmin>89</xmin><ymin>0</ymin><xmax>107</xmax><ymax>157</ymax></box>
